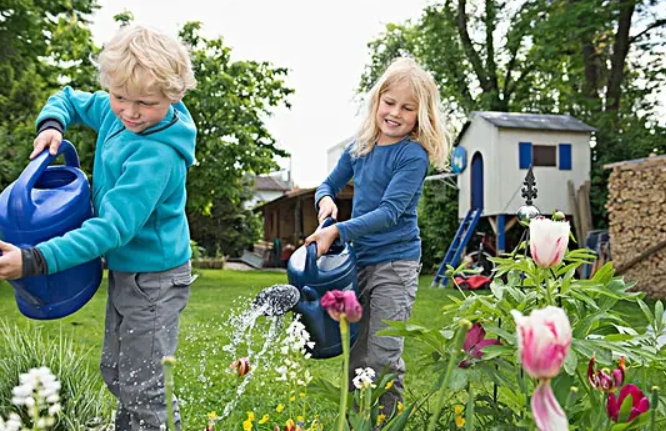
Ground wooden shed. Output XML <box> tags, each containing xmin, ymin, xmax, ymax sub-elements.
<box><xmin>254</xmin><ymin>184</ymin><xmax>354</xmax><ymax>248</ymax></box>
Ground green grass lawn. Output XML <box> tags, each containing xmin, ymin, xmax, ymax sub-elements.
<box><xmin>0</xmin><ymin>269</ymin><xmax>462</xmax><ymax>429</ymax></box>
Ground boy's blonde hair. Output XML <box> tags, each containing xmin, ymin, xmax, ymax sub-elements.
<box><xmin>98</xmin><ymin>25</ymin><xmax>196</xmax><ymax>101</ymax></box>
<box><xmin>353</xmin><ymin>57</ymin><xmax>450</xmax><ymax>171</ymax></box>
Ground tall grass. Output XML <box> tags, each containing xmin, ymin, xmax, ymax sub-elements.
<box><xmin>0</xmin><ymin>321</ymin><xmax>113</xmax><ymax>430</ymax></box>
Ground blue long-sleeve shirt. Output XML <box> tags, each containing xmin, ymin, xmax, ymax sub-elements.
<box><xmin>315</xmin><ymin>137</ymin><xmax>429</xmax><ymax>266</ymax></box>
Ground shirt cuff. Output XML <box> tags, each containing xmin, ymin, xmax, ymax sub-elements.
<box><xmin>36</xmin><ymin>119</ymin><xmax>64</xmax><ymax>135</ymax></box>
<box><xmin>22</xmin><ymin>248</ymin><xmax>48</xmax><ymax>277</ymax></box>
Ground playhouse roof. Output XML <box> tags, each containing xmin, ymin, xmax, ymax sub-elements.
<box><xmin>454</xmin><ymin>111</ymin><xmax>596</xmax><ymax>146</ymax></box>
<box><xmin>474</xmin><ymin>111</ymin><xmax>596</xmax><ymax>132</ymax></box>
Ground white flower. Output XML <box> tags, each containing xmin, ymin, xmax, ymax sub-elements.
<box><xmin>529</xmin><ymin>217</ymin><xmax>570</xmax><ymax>268</ymax></box>
<box><xmin>352</xmin><ymin>367</ymin><xmax>377</xmax><ymax>391</ymax></box>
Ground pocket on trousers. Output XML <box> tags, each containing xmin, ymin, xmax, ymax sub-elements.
<box><xmin>131</xmin><ymin>273</ymin><xmax>163</xmax><ymax>303</ymax></box>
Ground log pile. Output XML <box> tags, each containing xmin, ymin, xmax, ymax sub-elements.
<box><xmin>605</xmin><ymin>154</ymin><xmax>666</xmax><ymax>298</ymax></box>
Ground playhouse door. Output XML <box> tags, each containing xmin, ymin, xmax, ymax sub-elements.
<box><xmin>471</xmin><ymin>152</ymin><xmax>484</xmax><ymax>210</ymax></box>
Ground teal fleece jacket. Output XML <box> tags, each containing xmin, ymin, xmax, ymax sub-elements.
<box><xmin>34</xmin><ymin>86</ymin><xmax>197</xmax><ymax>274</ymax></box>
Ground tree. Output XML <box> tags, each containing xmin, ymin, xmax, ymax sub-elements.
<box><xmin>0</xmin><ymin>0</ymin><xmax>99</xmax><ymax>188</ymax></box>
<box><xmin>176</xmin><ymin>22</ymin><xmax>293</xmax><ymax>256</ymax></box>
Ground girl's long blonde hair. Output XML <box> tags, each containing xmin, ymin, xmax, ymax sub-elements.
<box><xmin>352</xmin><ymin>57</ymin><xmax>450</xmax><ymax>171</ymax></box>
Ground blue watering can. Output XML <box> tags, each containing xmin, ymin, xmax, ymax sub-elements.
<box><xmin>0</xmin><ymin>140</ymin><xmax>102</xmax><ymax>320</ymax></box>
<box><xmin>287</xmin><ymin>217</ymin><xmax>360</xmax><ymax>359</ymax></box>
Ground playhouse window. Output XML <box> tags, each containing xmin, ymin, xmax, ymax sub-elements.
<box><xmin>533</xmin><ymin>145</ymin><xmax>557</xmax><ymax>167</ymax></box>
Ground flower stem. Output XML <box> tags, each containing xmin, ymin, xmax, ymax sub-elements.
<box><xmin>162</xmin><ymin>356</ymin><xmax>177</xmax><ymax>431</ymax></box>
<box><xmin>337</xmin><ymin>316</ymin><xmax>350</xmax><ymax>431</ymax></box>
<box><xmin>465</xmin><ymin>382</ymin><xmax>474</xmax><ymax>431</ymax></box>
<box><xmin>651</xmin><ymin>386</ymin><xmax>659</xmax><ymax>431</ymax></box>
<box><xmin>427</xmin><ymin>320</ymin><xmax>471</xmax><ymax>431</ymax></box>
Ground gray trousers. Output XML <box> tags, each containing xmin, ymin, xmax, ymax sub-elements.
<box><xmin>100</xmin><ymin>261</ymin><xmax>192</xmax><ymax>431</ymax></box>
<box><xmin>349</xmin><ymin>260</ymin><xmax>420</xmax><ymax>417</ymax></box>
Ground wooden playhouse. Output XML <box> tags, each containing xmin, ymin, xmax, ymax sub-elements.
<box><xmin>432</xmin><ymin>111</ymin><xmax>595</xmax><ymax>286</ymax></box>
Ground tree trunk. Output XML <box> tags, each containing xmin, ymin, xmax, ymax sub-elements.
<box><xmin>606</xmin><ymin>0</ymin><xmax>636</xmax><ymax>113</ymax></box>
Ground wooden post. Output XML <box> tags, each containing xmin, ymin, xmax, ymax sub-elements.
<box><xmin>497</xmin><ymin>214</ymin><xmax>506</xmax><ymax>253</ymax></box>
<box><xmin>568</xmin><ymin>180</ymin><xmax>583</xmax><ymax>243</ymax></box>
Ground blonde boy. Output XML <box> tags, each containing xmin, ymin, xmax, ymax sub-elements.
<box><xmin>0</xmin><ymin>25</ymin><xmax>197</xmax><ymax>430</ymax></box>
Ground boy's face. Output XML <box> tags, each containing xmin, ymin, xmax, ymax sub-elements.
<box><xmin>109</xmin><ymin>84</ymin><xmax>178</xmax><ymax>134</ymax></box>
<box><xmin>375</xmin><ymin>80</ymin><xmax>418</xmax><ymax>145</ymax></box>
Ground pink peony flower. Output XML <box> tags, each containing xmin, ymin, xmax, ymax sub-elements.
<box><xmin>529</xmin><ymin>217</ymin><xmax>570</xmax><ymax>268</ymax></box>
<box><xmin>320</xmin><ymin>290</ymin><xmax>362</xmax><ymax>323</ymax></box>
<box><xmin>512</xmin><ymin>306</ymin><xmax>572</xmax><ymax>431</ymax></box>
<box><xmin>606</xmin><ymin>384</ymin><xmax>650</xmax><ymax>423</ymax></box>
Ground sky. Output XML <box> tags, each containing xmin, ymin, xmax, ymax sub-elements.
<box><xmin>89</xmin><ymin>0</ymin><xmax>433</xmax><ymax>188</ymax></box>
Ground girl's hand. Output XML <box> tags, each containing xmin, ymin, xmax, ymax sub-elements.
<box><xmin>0</xmin><ymin>241</ymin><xmax>23</xmax><ymax>280</ymax></box>
<box><xmin>305</xmin><ymin>225</ymin><xmax>340</xmax><ymax>258</ymax></box>
<box><xmin>317</xmin><ymin>196</ymin><xmax>338</xmax><ymax>223</ymax></box>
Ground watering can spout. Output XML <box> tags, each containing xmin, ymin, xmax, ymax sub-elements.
<box><xmin>251</xmin><ymin>284</ymin><xmax>300</xmax><ymax>317</ymax></box>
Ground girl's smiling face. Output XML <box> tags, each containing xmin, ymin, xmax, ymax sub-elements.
<box><xmin>375</xmin><ymin>80</ymin><xmax>418</xmax><ymax>145</ymax></box>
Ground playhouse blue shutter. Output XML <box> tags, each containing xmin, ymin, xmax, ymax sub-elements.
<box><xmin>519</xmin><ymin>142</ymin><xmax>532</xmax><ymax>169</ymax></box>
<box><xmin>559</xmin><ymin>143</ymin><xmax>572</xmax><ymax>170</ymax></box>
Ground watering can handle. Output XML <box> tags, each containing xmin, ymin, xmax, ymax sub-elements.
<box><xmin>8</xmin><ymin>140</ymin><xmax>80</xmax><ymax>219</ymax></box>
<box><xmin>304</xmin><ymin>242</ymin><xmax>319</xmax><ymax>279</ymax></box>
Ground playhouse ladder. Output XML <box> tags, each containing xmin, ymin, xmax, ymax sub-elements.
<box><xmin>432</xmin><ymin>208</ymin><xmax>482</xmax><ymax>287</ymax></box>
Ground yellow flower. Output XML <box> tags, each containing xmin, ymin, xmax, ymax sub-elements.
<box><xmin>246</xmin><ymin>412</ymin><xmax>255</xmax><ymax>422</ymax></box>
<box><xmin>259</xmin><ymin>414</ymin><xmax>269</xmax><ymax>424</ymax></box>
<box><xmin>397</xmin><ymin>401</ymin><xmax>404</xmax><ymax>414</ymax></box>
<box><xmin>376</xmin><ymin>413</ymin><xmax>387</xmax><ymax>426</ymax></box>
<box><xmin>297</xmin><ymin>415</ymin><xmax>305</xmax><ymax>422</ymax></box>
<box><xmin>242</xmin><ymin>419</ymin><xmax>253</xmax><ymax>431</ymax></box>
<box><xmin>455</xmin><ymin>415</ymin><xmax>466</xmax><ymax>428</ymax></box>
<box><xmin>454</xmin><ymin>405</ymin><xmax>464</xmax><ymax>415</ymax></box>
<box><xmin>276</xmin><ymin>404</ymin><xmax>285</xmax><ymax>413</ymax></box>
<box><xmin>299</xmin><ymin>392</ymin><xmax>306</xmax><ymax>398</ymax></box>
<box><xmin>385</xmin><ymin>380</ymin><xmax>394</xmax><ymax>390</ymax></box>
<box><xmin>206</xmin><ymin>411</ymin><xmax>218</xmax><ymax>421</ymax></box>
<box><xmin>290</xmin><ymin>395</ymin><xmax>296</xmax><ymax>402</ymax></box>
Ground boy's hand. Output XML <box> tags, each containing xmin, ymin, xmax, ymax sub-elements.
<box><xmin>0</xmin><ymin>241</ymin><xmax>23</xmax><ymax>280</ymax></box>
<box><xmin>31</xmin><ymin>129</ymin><xmax>63</xmax><ymax>159</ymax></box>
<box><xmin>305</xmin><ymin>225</ymin><xmax>339</xmax><ymax>258</ymax></box>
<box><xmin>317</xmin><ymin>196</ymin><xmax>338</xmax><ymax>223</ymax></box>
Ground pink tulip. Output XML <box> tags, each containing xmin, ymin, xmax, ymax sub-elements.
<box><xmin>588</xmin><ymin>355</ymin><xmax>625</xmax><ymax>393</ymax></box>
<box><xmin>606</xmin><ymin>384</ymin><xmax>650</xmax><ymax>423</ymax></box>
<box><xmin>529</xmin><ymin>217</ymin><xmax>570</xmax><ymax>268</ymax></box>
<box><xmin>459</xmin><ymin>322</ymin><xmax>501</xmax><ymax>368</ymax></box>
<box><xmin>320</xmin><ymin>290</ymin><xmax>362</xmax><ymax>323</ymax></box>
<box><xmin>512</xmin><ymin>306</ymin><xmax>572</xmax><ymax>431</ymax></box>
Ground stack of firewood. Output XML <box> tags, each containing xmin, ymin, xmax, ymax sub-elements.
<box><xmin>605</xmin><ymin>154</ymin><xmax>666</xmax><ymax>298</ymax></box>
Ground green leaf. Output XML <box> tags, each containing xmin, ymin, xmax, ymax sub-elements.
<box><xmin>563</xmin><ymin>348</ymin><xmax>578</xmax><ymax>375</ymax></box>
<box><xmin>448</xmin><ymin>367</ymin><xmax>468</xmax><ymax>391</ymax></box>
<box><xmin>637</xmin><ymin>299</ymin><xmax>654</xmax><ymax>325</ymax></box>
<box><xmin>656</xmin><ymin>300</ymin><xmax>664</xmax><ymax>328</ymax></box>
